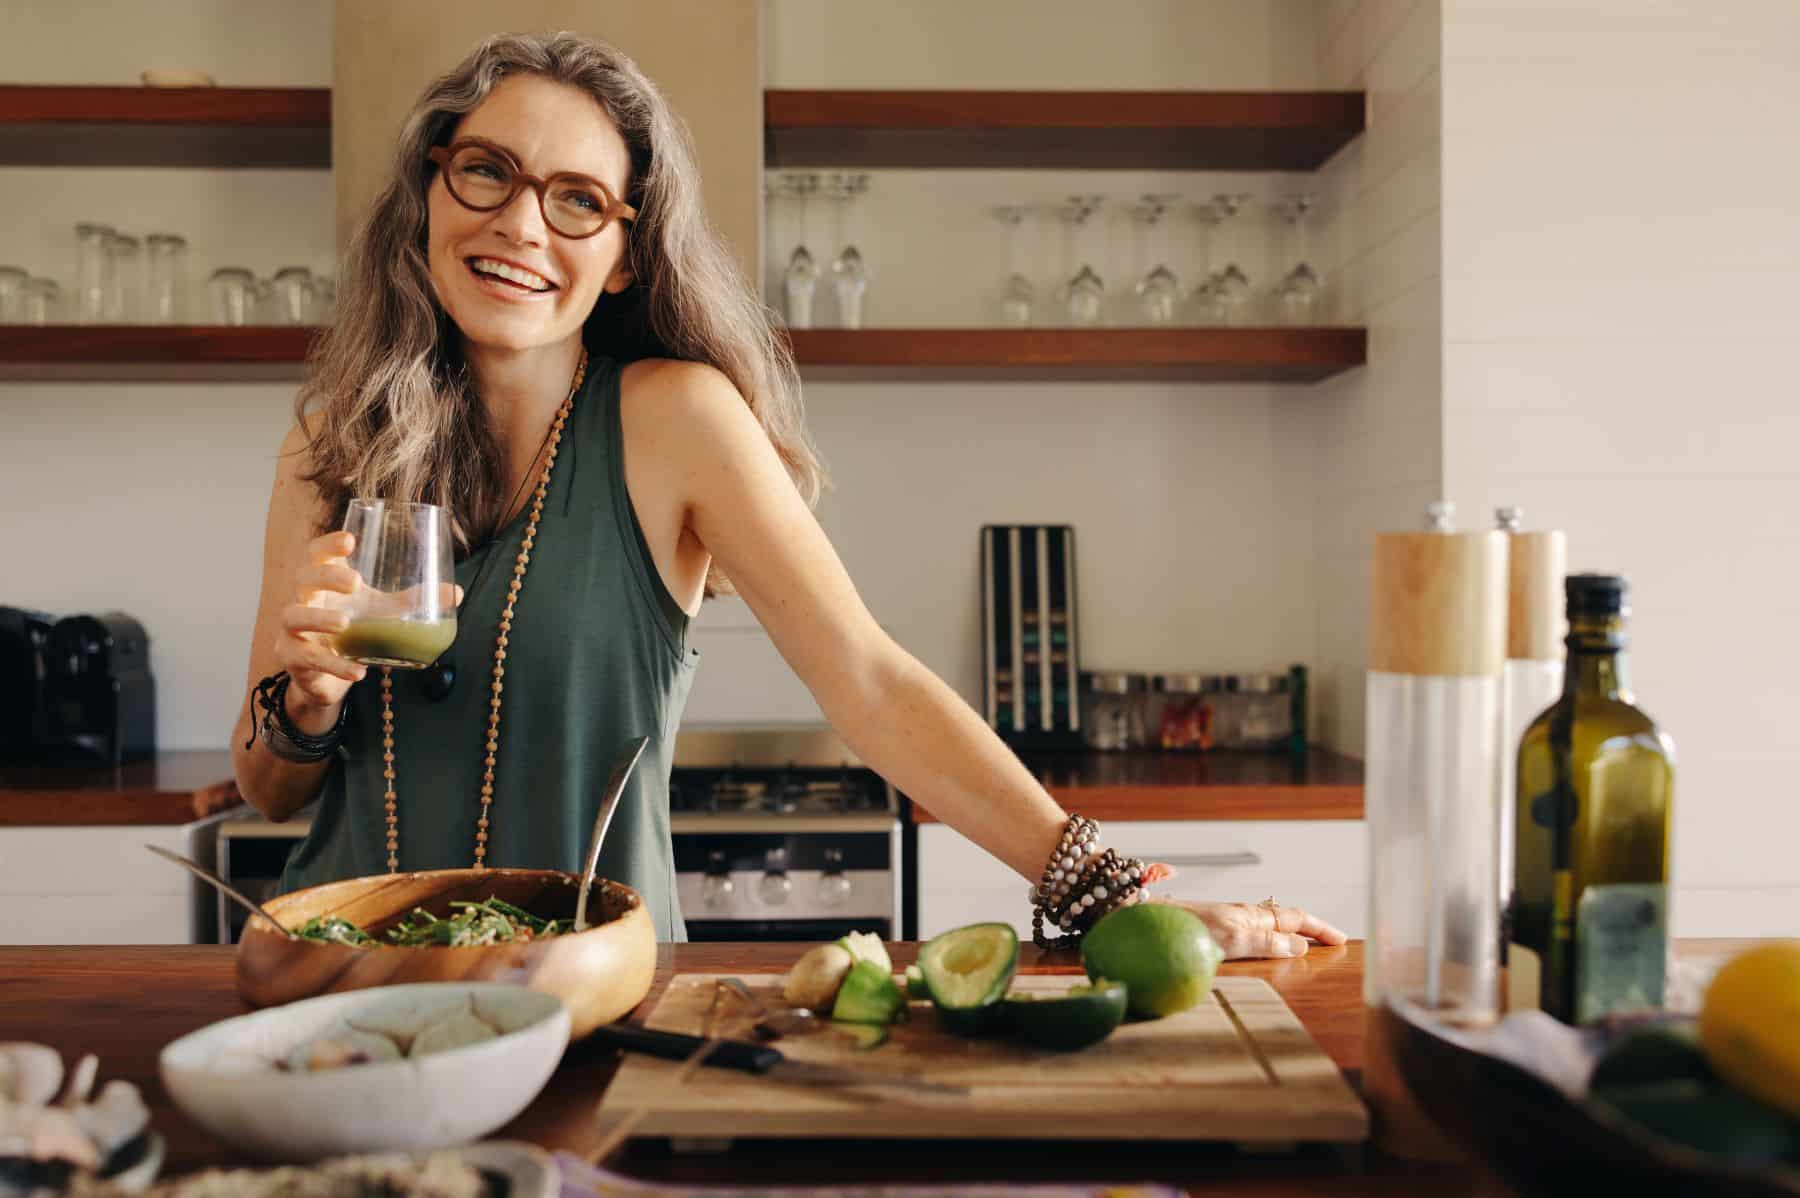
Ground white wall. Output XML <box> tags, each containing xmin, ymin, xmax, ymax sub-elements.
<box><xmin>1439</xmin><ymin>0</ymin><xmax>1800</xmax><ymax>935</ymax></box>
<box><xmin>1301</xmin><ymin>0</ymin><xmax>1443</xmax><ymax>754</ymax></box>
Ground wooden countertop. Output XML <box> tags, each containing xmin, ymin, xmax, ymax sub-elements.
<box><xmin>0</xmin><ymin>749</ymin><xmax>239</xmax><ymax>826</ymax></box>
<box><xmin>910</xmin><ymin>747</ymin><xmax>1364</xmax><ymax>823</ymax></box>
<box><xmin>0</xmin><ymin>939</ymin><xmax>1520</xmax><ymax>1195</ymax></box>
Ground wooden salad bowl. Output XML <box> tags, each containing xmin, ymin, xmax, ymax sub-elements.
<box><xmin>236</xmin><ymin>868</ymin><xmax>658</xmax><ymax>1039</ymax></box>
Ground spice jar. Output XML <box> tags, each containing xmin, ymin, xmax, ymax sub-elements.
<box><xmin>1234</xmin><ymin>672</ymin><xmax>1294</xmax><ymax>750</ymax></box>
<box><xmin>1151</xmin><ymin>673</ymin><xmax>1212</xmax><ymax>752</ymax></box>
<box><xmin>1080</xmin><ymin>671</ymin><xmax>1147</xmax><ymax>751</ymax></box>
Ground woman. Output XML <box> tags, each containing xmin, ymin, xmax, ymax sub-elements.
<box><xmin>231</xmin><ymin>31</ymin><xmax>1345</xmax><ymax>957</ymax></box>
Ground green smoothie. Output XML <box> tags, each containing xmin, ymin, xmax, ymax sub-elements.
<box><xmin>335</xmin><ymin>617</ymin><xmax>457</xmax><ymax>668</ymax></box>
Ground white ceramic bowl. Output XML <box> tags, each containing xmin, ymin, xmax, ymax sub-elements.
<box><xmin>159</xmin><ymin>982</ymin><xmax>569</xmax><ymax>1162</ymax></box>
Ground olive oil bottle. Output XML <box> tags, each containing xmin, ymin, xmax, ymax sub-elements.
<box><xmin>1507</xmin><ymin>574</ymin><xmax>1675</xmax><ymax>1024</ymax></box>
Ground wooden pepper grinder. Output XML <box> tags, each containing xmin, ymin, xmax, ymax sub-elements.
<box><xmin>1363</xmin><ymin>501</ymin><xmax>1508</xmax><ymax>1160</ymax></box>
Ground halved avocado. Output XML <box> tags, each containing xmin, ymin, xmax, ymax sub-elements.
<box><xmin>1004</xmin><ymin>979</ymin><xmax>1128</xmax><ymax>1051</ymax></box>
<box><xmin>918</xmin><ymin>922</ymin><xmax>1019</xmax><ymax>1037</ymax></box>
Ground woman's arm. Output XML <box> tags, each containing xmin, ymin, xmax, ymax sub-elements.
<box><xmin>631</xmin><ymin>363</ymin><xmax>1066</xmax><ymax>883</ymax></box>
<box><xmin>229</xmin><ymin>422</ymin><xmax>365</xmax><ymax>823</ymax></box>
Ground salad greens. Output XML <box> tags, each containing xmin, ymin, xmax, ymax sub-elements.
<box><xmin>293</xmin><ymin>897</ymin><xmax>572</xmax><ymax>949</ymax></box>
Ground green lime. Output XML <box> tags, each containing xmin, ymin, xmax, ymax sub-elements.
<box><xmin>1004</xmin><ymin>980</ymin><xmax>1128</xmax><ymax>1051</ymax></box>
<box><xmin>1080</xmin><ymin>903</ymin><xmax>1222</xmax><ymax>1019</ymax></box>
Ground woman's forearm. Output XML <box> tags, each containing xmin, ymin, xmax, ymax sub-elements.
<box><xmin>819</xmin><ymin>644</ymin><xmax>1066</xmax><ymax>883</ymax></box>
<box><xmin>230</xmin><ymin>703</ymin><xmax>335</xmax><ymax>824</ymax></box>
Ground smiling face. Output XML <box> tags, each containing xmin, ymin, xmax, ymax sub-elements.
<box><xmin>426</xmin><ymin>74</ymin><xmax>636</xmax><ymax>356</ymax></box>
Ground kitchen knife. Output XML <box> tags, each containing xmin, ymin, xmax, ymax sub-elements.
<box><xmin>589</xmin><ymin>1023</ymin><xmax>968</xmax><ymax>1098</ymax></box>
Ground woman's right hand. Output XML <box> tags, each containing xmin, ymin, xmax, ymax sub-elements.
<box><xmin>273</xmin><ymin>530</ymin><xmax>368</xmax><ymax>732</ymax></box>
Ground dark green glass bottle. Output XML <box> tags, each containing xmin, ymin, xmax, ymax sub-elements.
<box><xmin>1508</xmin><ymin>574</ymin><xmax>1675</xmax><ymax>1024</ymax></box>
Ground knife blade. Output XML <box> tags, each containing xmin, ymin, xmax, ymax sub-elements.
<box><xmin>589</xmin><ymin>1023</ymin><xmax>968</xmax><ymax>1098</ymax></box>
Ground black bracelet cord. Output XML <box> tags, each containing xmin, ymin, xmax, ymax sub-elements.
<box><xmin>246</xmin><ymin>671</ymin><xmax>350</xmax><ymax>760</ymax></box>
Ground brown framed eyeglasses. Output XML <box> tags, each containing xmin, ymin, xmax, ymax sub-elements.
<box><xmin>428</xmin><ymin>137</ymin><xmax>637</xmax><ymax>240</ymax></box>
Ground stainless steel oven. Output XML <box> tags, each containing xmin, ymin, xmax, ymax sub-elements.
<box><xmin>670</xmin><ymin>726</ymin><xmax>901</xmax><ymax>941</ymax></box>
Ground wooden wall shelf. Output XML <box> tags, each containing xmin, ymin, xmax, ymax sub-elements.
<box><xmin>0</xmin><ymin>326</ymin><xmax>317</xmax><ymax>381</ymax></box>
<box><xmin>765</xmin><ymin>90</ymin><xmax>1365</xmax><ymax>171</ymax></box>
<box><xmin>908</xmin><ymin>747</ymin><xmax>1364</xmax><ymax>823</ymax></box>
<box><xmin>788</xmin><ymin>328</ymin><xmax>1366</xmax><ymax>383</ymax></box>
<box><xmin>0</xmin><ymin>85</ymin><xmax>330</xmax><ymax>168</ymax></box>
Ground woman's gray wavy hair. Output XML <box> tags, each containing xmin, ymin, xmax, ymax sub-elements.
<box><xmin>296</xmin><ymin>31</ymin><xmax>819</xmax><ymax>596</ymax></box>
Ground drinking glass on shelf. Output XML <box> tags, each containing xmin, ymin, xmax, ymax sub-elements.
<box><xmin>208</xmin><ymin>267</ymin><xmax>255</xmax><ymax>325</ymax></box>
<box><xmin>825</xmin><ymin>173</ymin><xmax>869</xmax><ymax>328</ymax></box>
<box><xmin>0</xmin><ymin>266</ymin><xmax>26</xmax><ymax>323</ymax></box>
<box><xmin>271</xmin><ymin>266</ymin><xmax>315</xmax><ymax>326</ymax></box>
<box><xmin>334</xmin><ymin>499</ymin><xmax>458</xmax><ymax>670</ymax></box>
<box><xmin>312</xmin><ymin>275</ymin><xmax>337</xmax><ymax>325</ymax></box>
<box><xmin>73</xmin><ymin>222</ymin><xmax>116</xmax><ymax>324</ymax></box>
<box><xmin>1129</xmin><ymin>194</ymin><xmax>1182</xmax><ymax>325</ymax></box>
<box><xmin>1056</xmin><ymin>195</ymin><xmax>1105</xmax><ymax>327</ymax></box>
<box><xmin>1272</xmin><ymin>193</ymin><xmax>1323</xmax><ymax>325</ymax></box>
<box><xmin>106</xmin><ymin>233</ymin><xmax>142</xmax><ymax>323</ymax></box>
<box><xmin>21</xmin><ymin>278</ymin><xmax>61</xmax><ymax>325</ymax></box>
<box><xmin>1185</xmin><ymin>200</ymin><xmax>1228</xmax><ymax>325</ymax></box>
<box><xmin>144</xmin><ymin>234</ymin><xmax>187</xmax><ymax>324</ymax></box>
<box><xmin>776</xmin><ymin>173</ymin><xmax>820</xmax><ymax>329</ymax></box>
<box><xmin>991</xmin><ymin>204</ymin><xmax>1036</xmax><ymax>327</ymax></box>
<box><xmin>1209</xmin><ymin>192</ymin><xmax>1254</xmax><ymax>324</ymax></box>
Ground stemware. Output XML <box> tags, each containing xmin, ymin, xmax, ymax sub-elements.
<box><xmin>1209</xmin><ymin>192</ymin><xmax>1254</xmax><ymax>324</ymax></box>
<box><xmin>1272</xmin><ymin>193</ymin><xmax>1323</xmax><ymax>325</ymax></box>
<box><xmin>825</xmin><ymin>173</ymin><xmax>870</xmax><ymax>329</ymax></box>
<box><xmin>1056</xmin><ymin>195</ymin><xmax>1105</xmax><ymax>327</ymax></box>
<box><xmin>1129</xmin><ymin>194</ymin><xmax>1182</xmax><ymax>325</ymax></box>
<box><xmin>992</xmin><ymin>204</ymin><xmax>1035</xmax><ymax>327</ymax></box>
<box><xmin>778</xmin><ymin>174</ymin><xmax>820</xmax><ymax>329</ymax></box>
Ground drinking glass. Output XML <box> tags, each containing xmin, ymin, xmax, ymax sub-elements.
<box><xmin>21</xmin><ymin>278</ymin><xmax>61</xmax><ymax>325</ymax></box>
<box><xmin>1210</xmin><ymin>193</ymin><xmax>1254</xmax><ymax>324</ymax></box>
<box><xmin>271</xmin><ymin>266</ymin><xmax>315</xmax><ymax>326</ymax></box>
<box><xmin>777</xmin><ymin>174</ymin><xmax>820</xmax><ymax>329</ymax></box>
<box><xmin>73</xmin><ymin>223</ymin><xmax>116</xmax><ymax>324</ymax></box>
<box><xmin>0</xmin><ymin>267</ymin><xmax>26</xmax><ymax>323</ymax></box>
<box><xmin>106</xmin><ymin>233</ymin><xmax>142</xmax><ymax>322</ymax></box>
<box><xmin>312</xmin><ymin>275</ymin><xmax>337</xmax><ymax>325</ymax></box>
<box><xmin>145</xmin><ymin>234</ymin><xmax>187</xmax><ymax>324</ymax></box>
<box><xmin>335</xmin><ymin>499</ymin><xmax>458</xmax><ymax>669</ymax></box>
<box><xmin>1056</xmin><ymin>195</ymin><xmax>1105</xmax><ymax>327</ymax></box>
<box><xmin>208</xmin><ymin>267</ymin><xmax>255</xmax><ymax>325</ymax></box>
<box><xmin>992</xmin><ymin>204</ymin><xmax>1035</xmax><ymax>327</ymax></box>
<box><xmin>1185</xmin><ymin>201</ymin><xmax>1228</xmax><ymax>325</ymax></box>
<box><xmin>825</xmin><ymin>173</ymin><xmax>869</xmax><ymax>328</ymax></box>
<box><xmin>1129</xmin><ymin>194</ymin><xmax>1182</xmax><ymax>325</ymax></box>
<box><xmin>1272</xmin><ymin>193</ymin><xmax>1322</xmax><ymax>325</ymax></box>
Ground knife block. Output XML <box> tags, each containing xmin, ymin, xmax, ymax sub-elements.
<box><xmin>980</xmin><ymin>524</ymin><xmax>1082</xmax><ymax>751</ymax></box>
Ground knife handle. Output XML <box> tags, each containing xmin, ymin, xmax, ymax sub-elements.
<box><xmin>589</xmin><ymin>1022</ymin><xmax>782</xmax><ymax>1073</ymax></box>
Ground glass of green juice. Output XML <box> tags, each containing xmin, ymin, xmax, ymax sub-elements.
<box><xmin>334</xmin><ymin>499</ymin><xmax>457</xmax><ymax>669</ymax></box>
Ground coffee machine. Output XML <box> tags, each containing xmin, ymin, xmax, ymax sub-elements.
<box><xmin>0</xmin><ymin>606</ymin><xmax>56</xmax><ymax>764</ymax></box>
<box><xmin>42</xmin><ymin>612</ymin><xmax>156</xmax><ymax>767</ymax></box>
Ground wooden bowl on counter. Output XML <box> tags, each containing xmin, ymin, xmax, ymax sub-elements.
<box><xmin>236</xmin><ymin>868</ymin><xmax>657</xmax><ymax>1039</ymax></box>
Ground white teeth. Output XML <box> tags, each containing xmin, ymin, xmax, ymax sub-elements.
<box><xmin>468</xmin><ymin>258</ymin><xmax>554</xmax><ymax>292</ymax></box>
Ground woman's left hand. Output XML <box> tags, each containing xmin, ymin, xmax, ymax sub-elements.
<box><xmin>1160</xmin><ymin>897</ymin><xmax>1348</xmax><ymax>960</ymax></box>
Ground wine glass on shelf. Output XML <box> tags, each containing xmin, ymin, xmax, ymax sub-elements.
<box><xmin>1185</xmin><ymin>199</ymin><xmax>1228</xmax><ymax>325</ymax></box>
<box><xmin>1057</xmin><ymin>195</ymin><xmax>1105</xmax><ymax>327</ymax></box>
<box><xmin>1209</xmin><ymin>192</ymin><xmax>1254</xmax><ymax>324</ymax></box>
<box><xmin>825</xmin><ymin>173</ymin><xmax>870</xmax><ymax>328</ymax></box>
<box><xmin>1272</xmin><ymin>192</ymin><xmax>1323</xmax><ymax>325</ymax></box>
<box><xmin>777</xmin><ymin>173</ymin><xmax>820</xmax><ymax>329</ymax></box>
<box><xmin>1129</xmin><ymin>194</ymin><xmax>1182</xmax><ymax>325</ymax></box>
<box><xmin>992</xmin><ymin>204</ymin><xmax>1036</xmax><ymax>327</ymax></box>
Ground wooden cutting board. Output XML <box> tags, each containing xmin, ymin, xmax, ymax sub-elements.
<box><xmin>595</xmin><ymin>973</ymin><xmax>1368</xmax><ymax>1144</ymax></box>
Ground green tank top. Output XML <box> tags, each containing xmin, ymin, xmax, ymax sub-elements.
<box><xmin>280</xmin><ymin>355</ymin><xmax>699</xmax><ymax>941</ymax></box>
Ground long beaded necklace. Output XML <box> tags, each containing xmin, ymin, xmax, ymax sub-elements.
<box><xmin>379</xmin><ymin>347</ymin><xmax>589</xmax><ymax>873</ymax></box>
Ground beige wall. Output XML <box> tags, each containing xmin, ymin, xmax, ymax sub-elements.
<box><xmin>333</xmin><ymin>0</ymin><xmax>762</xmax><ymax>279</ymax></box>
<box><xmin>1299</xmin><ymin>0</ymin><xmax>1444</xmax><ymax>754</ymax></box>
<box><xmin>1440</xmin><ymin>0</ymin><xmax>1800</xmax><ymax>934</ymax></box>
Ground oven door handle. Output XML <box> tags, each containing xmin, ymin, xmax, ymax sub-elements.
<box><xmin>1160</xmin><ymin>851</ymin><xmax>1263</xmax><ymax>868</ymax></box>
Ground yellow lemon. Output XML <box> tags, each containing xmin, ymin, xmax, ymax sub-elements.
<box><xmin>1697</xmin><ymin>940</ymin><xmax>1800</xmax><ymax>1119</ymax></box>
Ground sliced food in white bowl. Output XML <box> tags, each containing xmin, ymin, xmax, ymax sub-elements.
<box><xmin>159</xmin><ymin>982</ymin><xmax>569</xmax><ymax>1162</ymax></box>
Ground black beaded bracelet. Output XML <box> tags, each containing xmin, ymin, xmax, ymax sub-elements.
<box><xmin>247</xmin><ymin>671</ymin><xmax>349</xmax><ymax>763</ymax></box>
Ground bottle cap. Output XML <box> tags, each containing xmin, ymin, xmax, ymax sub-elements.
<box><xmin>1566</xmin><ymin>574</ymin><xmax>1628</xmax><ymax>617</ymax></box>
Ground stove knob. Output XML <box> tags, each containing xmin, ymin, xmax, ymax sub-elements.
<box><xmin>817</xmin><ymin>847</ymin><xmax>852</xmax><ymax>907</ymax></box>
<box><xmin>758</xmin><ymin>847</ymin><xmax>791</xmax><ymax>906</ymax></box>
<box><xmin>701</xmin><ymin>850</ymin><xmax>734</xmax><ymax>909</ymax></box>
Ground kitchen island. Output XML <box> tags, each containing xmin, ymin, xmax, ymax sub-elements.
<box><xmin>0</xmin><ymin>940</ymin><xmax>1636</xmax><ymax>1196</ymax></box>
